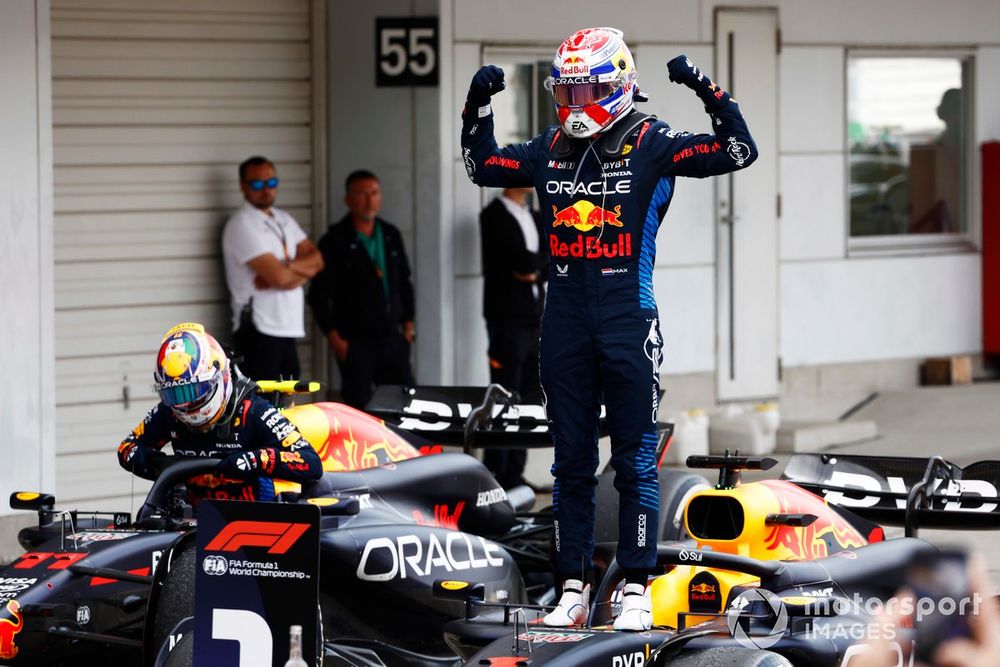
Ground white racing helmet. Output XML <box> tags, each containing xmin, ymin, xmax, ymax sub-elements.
<box><xmin>545</xmin><ymin>27</ymin><xmax>639</xmax><ymax>139</ymax></box>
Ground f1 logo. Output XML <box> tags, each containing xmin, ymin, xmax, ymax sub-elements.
<box><xmin>204</xmin><ymin>521</ymin><xmax>309</xmax><ymax>554</ymax></box>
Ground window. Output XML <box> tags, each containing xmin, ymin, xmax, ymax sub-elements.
<box><xmin>847</xmin><ymin>55</ymin><xmax>972</xmax><ymax>247</ymax></box>
<box><xmin>479</xmin><ymin>53</ymin><xmax>558</xmax><ymax>205</ymax></box>
<box><xmin>486</xmin><ymin>57</ymin><xmax>558</xmax><ymax>147</ymax></box>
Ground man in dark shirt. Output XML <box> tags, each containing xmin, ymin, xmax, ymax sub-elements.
<box><xmin>480</xmin><ymin>186</ymin><xmax>547</xmax><ymax>488</ymax></box>
<box><xmin>308</xmin><ymin>170</ymin><xmax>416</xmax><ymax>409</ymax></box>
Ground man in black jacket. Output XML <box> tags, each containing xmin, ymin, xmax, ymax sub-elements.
<box><xmin>480</xmin><ymin>186</ymin><xmax>547</xmax><ymax>488</ymax></box>
<box><xmin>308</xmin><ymin>170</ymin><xmax>415</xmax><ymax>408</ymax></box>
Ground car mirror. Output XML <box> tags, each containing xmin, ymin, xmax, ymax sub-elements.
<box><xmin>9</xmin><ymin>491</ymin><xmax>55</xmax><ymax>512</ymax></box>
<box><xmin>303</xmin><ymin>495</ymin><xmax>361</xmax><ymax>516</ymax></box>
<box><xmin>432</xmin><ymin>579</ymin><xmax>486</xmax><ymax>602</ymax></box>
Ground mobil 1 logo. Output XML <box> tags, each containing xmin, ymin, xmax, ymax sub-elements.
<box><xmin>376</xmin><ymin>17</ymin><xmax>439</xmax><ymax>86</ymax></box>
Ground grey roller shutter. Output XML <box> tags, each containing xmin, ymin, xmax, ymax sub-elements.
<box><xmin>52</xmin><ymin>0</ymin><xmax>315</xmax><ymax>508</ymax></box>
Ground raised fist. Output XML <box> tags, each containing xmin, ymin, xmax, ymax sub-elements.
<box><xmin>468</xmin><ymin>65</ymin><xmax>506</xmax><ymax>106</ymax></box>
<box><xmin>667</xmin><ymin>55</ymin><xmax>703</xmax><ymax>86</ymax></box>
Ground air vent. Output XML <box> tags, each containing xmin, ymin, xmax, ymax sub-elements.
<box><xmin>686</xmin><ymin>495</ymin><xmax>745</xmax><ymax>540</ymax></box>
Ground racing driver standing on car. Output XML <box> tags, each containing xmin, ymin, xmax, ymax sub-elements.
<box><xmin>117</xmin><ymin>322</ymin><xmax>323</xmax><ymax>503</ymax></box>
<box><xmin>461</xmin><ymin>27</ymin><xmax>757</xmax><ymax>631</ymax></box>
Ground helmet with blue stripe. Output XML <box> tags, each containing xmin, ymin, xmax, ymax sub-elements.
<box><xmin>545</xmin><ymin>27</ymin><xmax>638</xmax><ymax>139</ymax></box>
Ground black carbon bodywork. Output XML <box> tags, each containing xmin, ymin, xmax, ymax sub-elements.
<box><xmin>1</xmin><ymin>449</ymin><xmax>535</xmax><ymax>667</ymax></box>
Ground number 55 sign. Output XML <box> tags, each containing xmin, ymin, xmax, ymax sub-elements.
<box><xmin>376</xmin><ymin>17</ymin><xmax>438</xmax><ymax>87</ymax></box>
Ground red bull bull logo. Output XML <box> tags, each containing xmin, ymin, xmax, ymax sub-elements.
<box><xmin>760</xmin><ymin>481</ymin><xmax>868</xmax><ymax>559</ymax></box>
<box><xmin>412</xmin><ymin>502</ymin><xmax>465</xmax><ymax>530</ymax></box>
<box><xmin>552</xmin><ymin>201</ymin><xmax>623</xmax><ymax>232</ymax></box>
<box><xmin>0</xmin><ymin>599</ymin><xmax>23</xmax><ymax>660</ymax></box>
<box><xmin>690</xmin><ymin>582</ymin><xmax>718</xmax><ymax>602</ymax></box>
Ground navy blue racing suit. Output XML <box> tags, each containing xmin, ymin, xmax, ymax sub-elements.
<box><xmin>461</xmin><ymin>80</ymin><xmax>757</xmax><ymax>578</ymax></box>
<box><xmin>118</xmin><ymin>393</ymin><xmax>323</xmax><ymax>503</ymax></box>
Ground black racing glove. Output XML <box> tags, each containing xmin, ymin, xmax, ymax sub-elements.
<box><xmin>218</xmin><ymin>450</ymin><xmax>260</xmax><ymax>479</ymax></box>
<box><xmin>120</xmin><ymin>443</ymin><xmax>170</xmax><ymax>481</ymax></box>
<box><xmin>467</xmin><ymin>65</ymin><xmax>506</xmax><ymax>107</ymax></box>
<box><xmin>667</xmin><ymin>54</ymin><xmax>730</xmax><ymax>108</ymax></box>
<box><xmin>217</xmin><ymin>448</ymin><xmax>276</xmax><ymax>479</ymax></box>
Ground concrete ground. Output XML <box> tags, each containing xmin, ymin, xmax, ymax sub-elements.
<box><xmin>828</xmin><ymin>381</ymin><xmax>1000</xmax><ymax>589</ymax></box>
<box><xmin>832</xmin><ymin>381</ymin><xmax>1000</xmax><ymax>463</ymax></box>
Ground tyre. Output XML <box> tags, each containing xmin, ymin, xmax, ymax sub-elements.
<box><xmin>594</xmin><ymin>469</ymin><xmax>709</xmax><ymax>543</ymax></box>
<box><xmin>161</xmin><ymin>630</ymin><xmax>194</xmax><ymax>667</ymax></box>
<box><xmin>657</xmin><ymin>470</ymin><xmax>711</xmax><ymax>541</ymax></box>
<box><xmin>150</xmin><ymin>541</ymin><xmax>196</xmax><ymax>657</ymax></box>
<box><xmin>665</xmin><ymin>647</ymin><xmax>793</xmax><ymax>667</ymax></box>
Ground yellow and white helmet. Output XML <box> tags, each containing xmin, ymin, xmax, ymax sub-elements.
<box><xmin>152</xmin><ymin>322</ymin><xmax>233</xmax><ymax>429</ymax></box>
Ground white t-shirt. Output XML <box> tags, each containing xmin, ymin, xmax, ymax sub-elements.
<box><xmin>498</xmin><ymin>194</ymin><xmax>539</xmax><ymax>253</ymax></box>
<box><xmin>222</xmin><ymin>202</ymin><xmax>308</xmax><ymax>338</ymax></box>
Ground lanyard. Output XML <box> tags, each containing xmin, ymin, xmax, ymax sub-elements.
<box><xmin>259</xmin><ymin>212</ymin><xmax>289</xmax><ymax>262</ymax></box>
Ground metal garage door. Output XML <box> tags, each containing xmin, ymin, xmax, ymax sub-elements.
<box><xmin>51</xmin><ymin>0</ymin><xmax>319</xmax><ymax>509</ymax></box>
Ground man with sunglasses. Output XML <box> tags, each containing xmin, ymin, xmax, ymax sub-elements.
<box><xmin>461</xmin><ymin>28</ymin><xmax>757</xmax><ymax>631</ymax></box>
<box><xmin>222</xmin><ymin>156</ymin><xmax>324</xmax><ymax>381</ymax></box>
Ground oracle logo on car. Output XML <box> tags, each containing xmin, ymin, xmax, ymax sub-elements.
<box><xmin>204</xmin><ymin>521</ymin><xmax>310</xmax><ymax>555</ymax></box>
<box><xmin>356</xmin><ymin>533</ymin><xmax>505</xmax><ymax>582</ymax></box>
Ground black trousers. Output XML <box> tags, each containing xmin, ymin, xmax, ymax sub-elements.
<box><xmin>483</xmin><ymin>322</ymin><xmax>540</xmax><ymax>489</ymax></box>
<box><xmin>338</xmin><ymin>332</ymin><xmax>414</xmax><ymax>409</ymax></box>
<box><xmin>233</xmin><ymin>323</ymin><xmax>300</xmax><ymax>382</ymax></box>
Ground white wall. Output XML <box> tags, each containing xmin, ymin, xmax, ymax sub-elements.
<box><xmin>448</xmin><ymin>0</ymin><xmax>995</xmax><ymax>384</ymax></box>
<box><xmin>454</xmin><ymin>0</ymin><xmax>1000</xmax><ymax>46</ymax></box>
<box><xmin>327</xmin><ymin>0</ymin><xmax>451</xmax><ymax>383</ymax></box>
<box><xmin>782</xmin><ymin>254</ymin><xmax>982</xmax><ymax>365</ymax></box>
<box><xmin>0</xmin><ymin>0</ymin><xmax>54</xmax><ymax>512</ymax></box>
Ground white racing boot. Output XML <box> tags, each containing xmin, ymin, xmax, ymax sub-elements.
<box><xmin>543</xmin><ymin>579</ymin><xmax>590</xmax><ymax>627</ymax></box>
<box><xmin>613</xmin><ymin>583</ymin><xmax>652</xmax><ymax>631</ymax></box>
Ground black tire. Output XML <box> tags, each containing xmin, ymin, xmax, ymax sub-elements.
<box><xmin>594</xmin><ymin>469</ymin><xmax>709</xmax><ymax>543</ymax></box>
<box><xmin>665</xmin><ymin>647</ymin><xmax>793</xmax><ymax>667</ymax></box>
<box><xmin>161</xmin><ymin>630</ymin><xmax>194</xmax><ymax>667</ymax></box>
<box><xmin>657</xmin><ymin>470</ymin><xmax>711</xmax><ymax>541</ymax></box>
<box><xmin>150</xmin><ymin>541</ymin><xmax>196</xmax><ymax>657</ymax></box>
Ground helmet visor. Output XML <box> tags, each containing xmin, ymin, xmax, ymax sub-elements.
<box><xmin>155</xmin><ymin>378</ymin><xmax>217</xmax><ymax>409</ymax></box>
<box><xmin>546</xmin><ymin>78</ymin><xmax>620</xmax><ymax>107</ymax></box>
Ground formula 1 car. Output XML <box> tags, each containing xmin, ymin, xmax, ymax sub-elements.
<box><xmin>0</xmin><ymin>383</ymin><xmax>701</xmax><ymax>666</ymax></box>
<box><xmin>442</xmin><ymin>452</ymin><xmax>1000</xmax><ymax>666</ymax></box>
